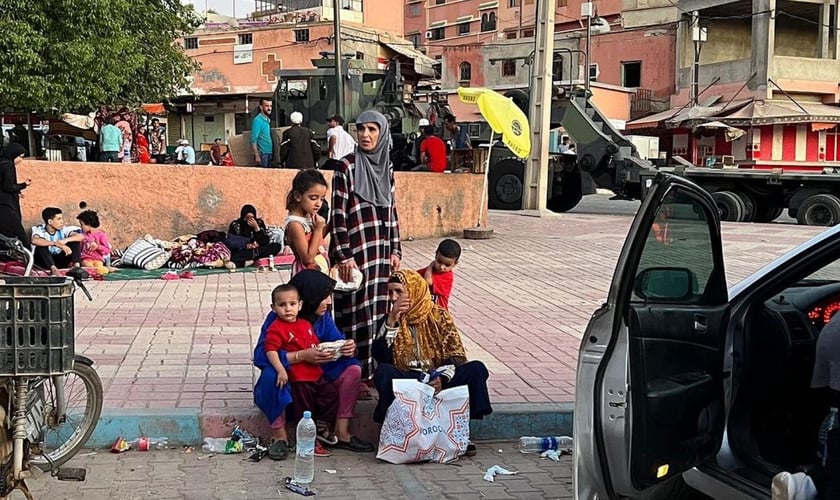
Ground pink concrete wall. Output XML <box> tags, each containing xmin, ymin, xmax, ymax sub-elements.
<box><xmin>588</xmin><ymin>28</ymin><xmax>677</xmax><ymax>100</ymax></box>
<box><xmin>15</xmin><ymin>162</ymin><xmax>486</xmax><ymax>249</ymax></box>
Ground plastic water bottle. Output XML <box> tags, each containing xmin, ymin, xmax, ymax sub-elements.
<box><xmin>518</xmin><ymin>436</ymin><xmax>574</xmax><ymax>454</ymax></box>
<box><xmin>294</xmin><ymin>411</ymin><xmax>317</xmax><ymax>485</ymax></box>
<box><xmin>818</xmin><ymin>408</ymin><xmax>839</xmax><ymax>466</ymax></box>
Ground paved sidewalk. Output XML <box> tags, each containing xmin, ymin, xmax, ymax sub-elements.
<box><xmin>73</xmin><ymin>210</ymin><xmax>822</xmax><ymax>418</ymax></box>
<box><xmin>28</xmin><ymin>442</ymin><xmax>573</xmax><ymax>499</ymax></box>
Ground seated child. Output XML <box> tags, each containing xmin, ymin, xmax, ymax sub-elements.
<box><xmin>417</xmin><ymin>239</ymin><xmax>461</xmax><ymax>311</ymax></box>
<box><xmin>284</xmin><ymin>169</ymin><xmax>330</xmax><ymax>275</ymax></box>
<box><xmin>263</xmin><ymin>284</ymin><xmax>337</xmax><ymax>460</ymax></box>
<box><xmin>76</xmin><ymin>207</ymin><xmax>114</xmax><ymax>274</ymax></box>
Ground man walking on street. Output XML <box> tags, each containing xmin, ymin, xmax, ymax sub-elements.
<box><xmin>279</xmin><ymin>111</ymin><xmax>318</xmax><ymax>169</ymax></box>
<box><xmin>99</xmin><ymin>117</ymin><xmax>123</xmax><ymax>162</ymax></box>
<box><xmin>251</xmin><ymin>98</ymin><xmax>274</xmax><ymax>168</ymax></box>
<box><xmin>326</xmin><ymin>114</ymin><xmax>356</xmax><ymax>161</ymax></box>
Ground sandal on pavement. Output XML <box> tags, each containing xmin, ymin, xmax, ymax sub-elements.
<box><xmin>465</xmin><ymin>443</ymin><xmax>477</xmax><ymax>457</ymax></box>
<box><xmin>179</xmin><ymin>270</ymin><xmax>194</xmax><ymax>279</ymax></box>
<box><xmin>332</xmin><ymin>436</ymin><xmax>375</xmax><ymax>453</ymax></box>
<box><xmin>314</xmin><ymin>441</ymin><xmax>332</xmax><ymax>457</ymax></box>
<box><xmin>268</xmin><ymin>440</ymin><xmax>289</xmax><ymax>461</ymax></box>
<box><xmin>161</xmin><ymin>271</ymin><xmax>180</xmax><ymax>280</ymax></box>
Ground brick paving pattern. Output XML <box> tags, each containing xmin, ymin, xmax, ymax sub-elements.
<box><xmin>72</xmin><ymin>212</ymin><xmax>824</xmax><ymax>411</ymax></box>
<box><xmin>28</xmin><ymin>442</ymin><xmax>573</xmax><ymax>499</ymax></box>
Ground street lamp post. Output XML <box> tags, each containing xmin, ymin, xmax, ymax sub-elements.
<box><xmin>333</xmin><ymin>0</ymin><xmax>343</xmax><ymax>118</ymax></box>
<box><xmin>582</xmin><ymin>2</ymin><xmax>593</xmax><ymax>92</ymax></box>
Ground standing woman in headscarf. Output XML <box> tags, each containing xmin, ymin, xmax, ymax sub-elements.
<box><xmin>0</xmin><ymin>144</ymin><xmax>32</xmax><ymax>247</ymax></box>
<box><xmin>330</xmin><ymin>110</ymin><xmax>402</xmax><ymax>386</ymax></box>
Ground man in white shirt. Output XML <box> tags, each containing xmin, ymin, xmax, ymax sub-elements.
<box><xmin>174</xmin><ymin>139</ymin><xmax>196</xmax><ymax>165</ymax></box>
<box><xmin>31</xmin><ymin>207</ymin><xmax>86</xmax><ymax>277</ymax></box>
<box><xmin>326</xmin><ymin>114</ymin><xmax>356</xmax><ymax>161</ymax></box>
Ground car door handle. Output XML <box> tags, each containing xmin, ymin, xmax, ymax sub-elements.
<box><xmin>693</xmin><ymin>315</ymin><xmax>707</xmax><ymax>333</ymax></box>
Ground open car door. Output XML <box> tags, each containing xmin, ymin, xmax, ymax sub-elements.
<box><xmin>575</xmin><ymin>173</ymin><xmax>729</xmax><ymax>499</ymax></box>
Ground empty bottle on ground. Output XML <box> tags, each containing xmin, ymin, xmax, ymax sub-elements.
<box><xmin>294</xmin><ymin>410</ymin><xmax>316</xmax><ymax>484</ymax></box>
<box><xmin>518</xmin><ymin>436</ymin><xmax>574</xmax><ymax>454</ymax></box>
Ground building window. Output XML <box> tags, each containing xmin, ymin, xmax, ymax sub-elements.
<box><xmin>458</xmin><ymin>22</ymin><xmax>470</xmax><ymax>35</ymax></box>
<box><xmin>408</xmin><ymin>3</ymin><xmax>421</xmax><ymax>16</ymax></box>
<box><xmin>459</xmin><ymin>61</ymin><xmax>472</xmax><ymax>82</ymax></box>
<box><xmin>481</xmin><ymin>12</ymin><xmax>496</xmax><ymax>31</ymax></box>
<box><xmin>409</xmin><ymin>33</ymin><xmax>421</xmax><ymax>48</ymax></box>
<box><xmin>524</xmin><ymin>0</ymin><xmax>534</xmax><ymax>4</ymax></box>
<box><xmin>505</xmin><ymin>31</ymin><xmax>517</xmax><ymax>39</ymax></box>
<box><xmin>622</xmin><ymin>61</ymin><xmax>642</xmax><ymax>87</ymax></box>
<box><xmin>552</xmin><ymin>53</ymin><xmax>564</xmax><ymax>81</ymax></box>
<box><xmin>355</xmin><ymin>51</ymin><xmax>365</xmax><ymax>60</ymax></box>
<box><xmin>509</xmin><ymin>0</ymin><xmax>520</xmax><ymax>5</ymax></box>
<box><xmin>342</xmin><ymin>0</ymin><xmax>352</xmax><ymax>8</ymax></box>
<box><xmin>294</xmin><ymin>29</ymin><xmax>310</xmax><ymax>42</ymax></box>
<box><xmin>238</xmin><ymin>33</ymin><xmax>253</xmax><ymax>45</ymax></box>
<box><xmin>429</xmin><ymin>27</ymin><xmax>445</xmax><ymax>40</ymax></box>
<box><xmin>184</xmin><ymin>37</ymin><xmax>199</xmax><ymax>49</ymax></box>
<box><xmin>501</xmin><ymin>59</ymin><xmax>517</xmax><ymax>77</ymax></box>
<box><xmin>557</xmin><ymin>0</ymin><xmax>567</xmax><ymax>6</ymax></box>
<box><xmin>589</xmin><ymin>63</ymin><xmax>599</xmax><ymax>81</ymax></box>
<box><xmin>435</xmin><ymin>0</ymin><xmax>445</xmax><ymax>4</ymax></box>
<box><xmin>522</xmin><ymin>29</ymin><xmax>535</xmax><ymax>37</ymax></box>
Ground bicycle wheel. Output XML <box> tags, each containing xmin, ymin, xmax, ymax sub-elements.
<box><xmin>29</xmin><ymin>360</ymin><xmax>103</xmax><ymax>470</ymax></box>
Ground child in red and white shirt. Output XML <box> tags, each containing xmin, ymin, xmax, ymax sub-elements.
<box><xmin>418</xmin><ymin>239</ymin><xmax>461</xmax><ymax>311</ymax></box>
<box><xmin>263</xmin><ymin>284</ymin><xmax>337</xmax><ymax>459</ymax></box>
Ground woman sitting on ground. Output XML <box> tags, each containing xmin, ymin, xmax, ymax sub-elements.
<box><xmin>253</xmin><ymin>270</ymin><xmax>374</xmax><ymax>460</ymax></box>
<box><xmin>226</xmin><ymin>204</ymin><xmax>282</xmax><ymax>268</ymax></box>
<box><xmin>372</xmin><ymin>269</ymin><xmax>492</xmax><ymax>446</ymax></box>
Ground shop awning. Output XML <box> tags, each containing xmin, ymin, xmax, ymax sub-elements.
<box><xmin>381</xmin><ymin>41</ymin><xmax>436</xmax><ymax>77</ymax></box>
<box><xmin>625</xmin><ymin>99</ymin><xmax>752</xmax><ymax>130</ymax></box>
<box><xmin>141</xmin><ymin>103</ymin><xmax>166</xmax><ymax>115</ymax></box>
<box><xmin>717</xmin><ymin>100</ymin><xmax>840</xmax><ymax>126</ymax></box>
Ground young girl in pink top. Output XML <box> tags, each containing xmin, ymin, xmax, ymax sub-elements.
<box><xmin>76</xmin><ymin>207</ymin><xmax>113</xmax><ymax>270</ymax></box>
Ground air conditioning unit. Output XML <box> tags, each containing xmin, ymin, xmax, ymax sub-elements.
<box><xmin>425</xmin><ymin>30</ymin><xmax>434</xmax><ymax>39</ymax></box>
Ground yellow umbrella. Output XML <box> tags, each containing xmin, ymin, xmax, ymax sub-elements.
<box><xmin>457</xmin><ymin>87</ymin><xmax>531</xmax><ymax>159</ymax></box>
<box><xmin>457</xmin><ymin>87</ymin><xmax>531</xmax><ymax>226</ymax></box>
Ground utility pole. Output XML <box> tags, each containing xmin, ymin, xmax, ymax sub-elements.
<box><xmin>691</xmin><ymin>11</ymin><xmax>707</xmax><ymax>106</ymax></box>
<box><xmin>521</xmin><ymin>0</ymin><xmax>555</xmax><ymax>211</ymax></box>
<box><xmin>583</xmin><ymin>2</ymin><xmax>593</xmax><ymax>92</ymax></box>
<box><xmin>333</xmin><ymin>0</ymin><xmax>344</xmax><ymax>118</ymax></box>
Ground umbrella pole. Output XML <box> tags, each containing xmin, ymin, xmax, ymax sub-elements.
<box><xmin>478</xmin><ymin>131</ymin><xmax>494</xmax><ymax>227</ymax></box>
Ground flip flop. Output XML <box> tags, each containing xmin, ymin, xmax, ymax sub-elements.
<box><xmin>179</xmin><ymin>271</ymin><xmax>194</xmax><ymax>279</ymax></box>
<box><xmin>161</xmin><ymin>271</ymin><xmax>180</xmax><ymax>280</ymax></box>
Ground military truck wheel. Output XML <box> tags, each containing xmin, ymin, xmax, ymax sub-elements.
<box><xmin>797</xmin><ymin>193</ymin><xmax>840</xmax><ymax>226</ymax></box>
<box><xmin>733</xmin><ymin>192</ymin><xmax>756</xmax><ymax>222</ymax></box>
<box><xmin>488</xmin><ymin>159</ymin><xmax>525</xmax><ymax>210</ymax></box>
<box><xmin>546</xmin><ymin>172</ymin><xmax>583</xmax><ymax>213</ymax></box>
<box><xmin>711</xmin><ymin>191</ymin><xmax>745</xmax><ymax>222</ymax></box>
<box><xmin>754</xmin><ymin>205</ymin><xmax>783</xmax><ymax>223</ymax></box>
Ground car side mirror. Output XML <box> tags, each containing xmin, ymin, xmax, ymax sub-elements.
<box><xmin>634</xmin><ymin>267</ymin><xmax>696</xmax><ymax>302</ymax></box>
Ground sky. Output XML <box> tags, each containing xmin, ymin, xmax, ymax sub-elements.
<box><xmin>183</xmin><ymin>0</ymin><xmax>257</xmax><ymax>18</ymax></box>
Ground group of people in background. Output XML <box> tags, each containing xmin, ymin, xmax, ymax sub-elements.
<box><xmin>252</xmin><ymin>109</ymin><xmax>492</xmax><ymax>461</ymax></box>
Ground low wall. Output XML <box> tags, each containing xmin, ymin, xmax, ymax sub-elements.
<box><xmin>16</xmin><ymin>162</ymin><xmax>486</xmax><ymax>249</ymax></box>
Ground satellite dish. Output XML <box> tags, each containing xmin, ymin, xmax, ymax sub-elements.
<box><xmin>591</xmin><ymin>17</ymin><xmax>611</xmax><ymax>35</ymax></box>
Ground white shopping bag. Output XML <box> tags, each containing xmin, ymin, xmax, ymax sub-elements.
<box><xmin>376</xmin><ymin>379</ymin><xmax>470</xmax><ymax>464</ymax></box>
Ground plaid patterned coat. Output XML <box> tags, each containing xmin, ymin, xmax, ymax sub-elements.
<box><xmin>329</xmin><ymin>155</ymin><xmax>401</xmax><ymax>379</ymax></box>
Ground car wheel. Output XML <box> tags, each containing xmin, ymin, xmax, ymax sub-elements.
<box><xmin>711</xmin><ymin>191</ymin><xmax>744</xmax><ymax>222</ymax></box>
<box><xmin>487</xmin><ymin>158</ymin><xmax>525</xmax><ymax>210</ymax></box>
<box><xmin>797</xmin><ymin>193</ymin><xmax>840</xmax><ymax>226</ymax></box>
<box><xmin>631</xmin><ymin>476</ymin><xmax>711</xmax><ymax>500</ymax></box>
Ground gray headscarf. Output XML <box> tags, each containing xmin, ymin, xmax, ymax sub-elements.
<box><xmin>353</xmin><ymin>110</ymin><xmax>392</xmax><ymax>207</ymax></box>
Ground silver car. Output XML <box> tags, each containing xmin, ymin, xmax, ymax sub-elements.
<box><xmin>575</xmin><ymin>173</ymin><xmax>837</xmax><ymax>499</ymax></box>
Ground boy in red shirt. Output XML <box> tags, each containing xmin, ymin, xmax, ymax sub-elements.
<box><xmin>264</xmin><ymin>284</ymin><xmax>337</xmax><ymax>459</ymax></box>
<box><xmin>416</xmin><ymin>126</ymin><xmax>448</xmax><ymax>173</ymax></box>
<box><xmin>418</xmin><ymin>239</ymin><xmax>461</xmax><ymax>311</ymax></box>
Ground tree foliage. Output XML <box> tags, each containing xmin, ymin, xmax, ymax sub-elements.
<box><xmin>0</xmin><ymin>0</ymin><xmax>202</xmax><ymax>112</ymax></box>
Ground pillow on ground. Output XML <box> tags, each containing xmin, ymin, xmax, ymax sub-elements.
<box><xmin>122</xmin><ymin>239</ymin><xmax>171</xmax><ymax>270</ymax></box>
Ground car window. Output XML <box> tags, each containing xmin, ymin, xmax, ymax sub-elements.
<box><xmin>632</xmin><ymin>189</ymin><xmax>715</xmax><ymax>302</ymax></box>
<box><xmin>802</xmin><ymin>259</ymin><xmax>840</xmax><ymax>282</ymax></box>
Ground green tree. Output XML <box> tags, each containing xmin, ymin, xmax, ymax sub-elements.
<box><xmin>0</xmin><ymin>0</ymin><xmax>201</xmax><ymax>112</ymax></box>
